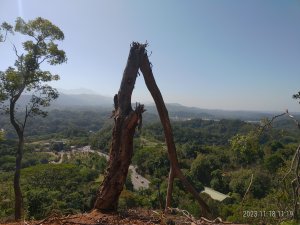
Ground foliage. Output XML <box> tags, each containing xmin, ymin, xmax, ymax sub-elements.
<box><xmin>280</xmin><ymin>220</ymin><xmax>299</xmax><ymax>225</ymax></box>
<box><xmin>63</xmin><ymin>152</ymin><xmax>107</xmax><ymax>174</ymax></box>
<box><xmin>1</xmin><ymin>111</ymin><xmax>300</xmax><ymax>223</ymax></box>
<box><xmin>0</xmin><ymin>141</ymin><xmax>17</xmax><ymax>171</ymax></box>
<box><xmin>0</xmin><ymin>17</ymin><xmax>67</xmax><ymax>219</ymax></box>
<box><xmin>21</xmin><ymin>164</ymin><xmax>98</xmax><ymax>219</ymax></box>
<box><xmin>0</xmin><ymin>22</ymin><xmax>13</xmax><ymax>43</ymax></box>
<box><xmin>0</xmin><ymin>109</ymin><xmax>110</xmax><ymax>140</ymax></box>
<box><xmin>0</xmin><ymin>130</ymin><xmax>4</xmax><ymax>141</ymax></box>
<box><xmin>293</xmin><ymin>91</ymin><xmax>300</xmax><ymax>103</ymax></box>
<box><xmin>0</xmin><ymin>17</ymin><xmax>67</xmax><ymax>117</ymax></box>
<box><xmin>132</xmin><ymin>145</ymin><xmax>169</xmax><ymax>178</ymax></box>
<box><xmin>264</xmin><ymin>152</ymin><xmax>285</xmax><ymax>172</ymax></box>
<box><xmin>90</xmin><ymin>125</ymin><xmax>112</xmax><ymax>152</ymax></box>
<box><xmin>125</xmin><ymin>171</ymin><xmax>134</xmax><ymax>191</ymax></box>
<box><xmin>0</xmin><ymin>155</ymin><xmax>105</xmax><ymax>220</ymax></box>
<box><xmin>229</xmin><ymin>132</ymin><xmax>263</xmax><ymax>165</ymax></box>
<box><xmin>228</xmin><ymin>169</ymin><xmax>272</xmax><ymax>199</ymax></box>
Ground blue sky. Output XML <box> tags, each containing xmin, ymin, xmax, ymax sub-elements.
<box><xmin>0</xmin><ymin>0</ymin><xmax>300</xmax><ymax>112</ymax></box>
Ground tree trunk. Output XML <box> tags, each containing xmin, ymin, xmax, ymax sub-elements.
<box><xmin>139</xmin><ymin>49</ymin><xmax>211</xmax><ymax>217</ymax></box>
<box><xmin>94</xmin><ymin>43</ymin><xmax>145</xmax><ymax>211</ymax></box>
<box><xmin>94</xmin><ymin>42</ymin><xmax>210</xmax><ymax>217</ymax></box>
<box><xmin>10</xmin><ymin>100</ymin><xmax>24</xmax><ymax>221</ymax></box>
<box><xmin>14</xmin><ymin>135</ymin><xmax>23</xmax><ymax>221</ymax></box>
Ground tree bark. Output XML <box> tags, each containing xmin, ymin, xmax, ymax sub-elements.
<box><xmin>94</xmin><ymin>43</ymin><xmax>145</xmax><ymax>211</ymax></box>
<box><xmin>10</xmin><ymin>100</ymin><xmax>24</xmax><ymax>221</ymax></box>
<box><xmin>14</xmin><ymin>136</ymin><xmax>23</xmax><ymax>221</ymax></box>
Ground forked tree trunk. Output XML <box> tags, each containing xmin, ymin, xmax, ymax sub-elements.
<box><xmin>94</xmin><ymin>43</ymin><xmax>145</xmax><ymax>211</ymax></box>
<box><xmin>94</xmin><ymin>42</ymin><xmax>210</xmax><ymax>217</ymax></box>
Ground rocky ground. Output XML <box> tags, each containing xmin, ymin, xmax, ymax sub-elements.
<box><xmin>1</xmin><ymin>209</ymin><xmax>248</xmax><ymax>225</ymax></box>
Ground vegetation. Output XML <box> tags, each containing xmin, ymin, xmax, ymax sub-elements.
<box><xmin>0</xmin><ymin>17</ymin><xmax>67</xmax><ymax>220</ymax></box>
<box><xmin>0</xmin><ymin>130</ymin><xmax>4</xmax><ymax>141</ymax></box>
<box><xmin>0</xmin><ymin>22</ymin><xmax>13</xmax><ymax>43</ymax></box>
<box><xmin>0</xmin><ymin>138</ymin><xmax>107</xmax><ymax>218</ymax></box>
<box><xmin>1</xmin><ymin>106</ymin><xmax>300</xmax><ymax>224</ymax></box>
<box><xmin>0</xmin><ymin>19</ymin><xmax>299</xmax><ymax>224</ymax></box>
<box><xmin>129</xmin><ymin>117</ymin><xmax>299</xmax><ymax>224</ymax></box>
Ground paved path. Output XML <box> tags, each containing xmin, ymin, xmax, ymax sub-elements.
<box><xmin>80</xmin><ymin>146</ymin><xmax>150</xmax><ymax>190</ymax></box>
<box><xmin>129</xmin><ymin>165</ymin><xmax>150</xmax><ymax>190</ymax></box>
<box><xmin>48</xmin><ymin>146</ymin><xmax>150</xmax><ymax>190</ymax></box>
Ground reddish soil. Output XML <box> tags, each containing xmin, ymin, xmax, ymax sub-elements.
<box><xmin>1</xmin><ymin>209</ymin><xmax>247</xmax><ymax>225</ymax></box>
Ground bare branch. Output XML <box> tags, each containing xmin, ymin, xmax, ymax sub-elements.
<box><xmin>38</xmin><ymin>55</ymin><xmax>50</xmax><ymax>66</ymax></box>
<box><xmin>283</xmin><ymin>144</ymin><xmax>300</xmax><ymax>182</ymax></box>
<box><xmin>241</xmin><ymin>174</ymin><xmax>254</xmax><ymax>205</ymax></box>
<box><xmin>12</xmin><ymin>43</ymin><xmax>21</xmax><ymax>58</ymax></box>
<box><xmin>286</xmin><ymin>110</ymin><xmax>300</xmax><ymax>129</ymax></box>
<box><xmin>258</xmin><ymin>111</ymin><xmax>287</xmax><ymax>135</ymax></box>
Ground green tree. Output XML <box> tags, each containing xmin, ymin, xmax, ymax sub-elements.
<box><xmin>229</xmin><ymin>169</ymin><xmax>252</xmax><ymax>196</ymax></box>
<box><xmin>0</xmin><ymin>22</ymin><xmax>13</xmax><ymax>43</ymax></box>
<box><xmin>190</xmin><ymin>154</ymin><xmax>223</xmax><ymax>186</ymax></box>
<box><xmin>264</xmin><ymin>152</ymin><xmax>284</xmax><ymax>172</ymax></box>
<box><xmin>190</xmin><ymin>154</ymin><xmax>212</xmax><ymax>185</ymax></box>
<box><xmin>0</xmin><ymin>17</ymin><xmax>66</xmax><ymax>221</ymax></box>
<box><xmin>230</xmin><ymin>132</ymin><xmax>263</xmax><ymax>165</ymax></box>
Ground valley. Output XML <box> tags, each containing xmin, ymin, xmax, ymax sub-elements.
<box><xmin>46</xmin><ymin>145</ymin><xmax>150</xmax><ymax>190</ymax></box>
<box><xmin>1</xmin><ymin>107</ymin><xmax>300</xmax><ymax>224</ymax></box>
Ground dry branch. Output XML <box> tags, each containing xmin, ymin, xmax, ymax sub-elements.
<box><xmin>139</xmin><ymin>46</ymin><xmax>210</xmax><ymax>216</ymax></box>
<box><xmin>262</xmin><ymin>110</ymin><xmax>300</xmax><ymax>219</ymax></box>
<box><xmin>241</xmin><ymin>174</ymin><xmax>253</xmax><ymax>205</ymax></box>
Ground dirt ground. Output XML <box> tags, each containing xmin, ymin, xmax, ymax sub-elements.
<box><xmin>1</xmin><ymin>209</ymin><xmax>248</xmax><ymax>225</ymax></box>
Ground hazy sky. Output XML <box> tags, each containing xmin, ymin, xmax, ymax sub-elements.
<box><xmin>1</xmin><ymin>0</ymin><xmax>300</xmax><ymax>112</ymax></box>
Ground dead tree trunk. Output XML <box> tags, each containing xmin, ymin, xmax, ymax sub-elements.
<box><xmin>94</xmin><ymin>42</ymin><xmax>210</xmax><ymax>216</ymax></box>
<box><xmin>94</xmin><ymin>43</ymin><xmax>145</xmax><ymax>211</ymax></box>
<box><xmin>139</xmin><ymin>48</ymin><xmax>211</xmax><ymax>217</ymax></box>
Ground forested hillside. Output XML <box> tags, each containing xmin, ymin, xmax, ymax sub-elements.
<box><xmin>1</xmin><ymin>10</ymin><xmax>299</xmax><ymax>225</ymax></box>
<box><xmin>1</xmin><ymin>107</ymin><xmax>300</xmax><ymax>224</ymax></box>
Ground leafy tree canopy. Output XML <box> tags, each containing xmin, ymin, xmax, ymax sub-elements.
<box><xmin>0</xmin><ymin>17</ymin><xmax>67</xmax><ymax>119</ymax></box>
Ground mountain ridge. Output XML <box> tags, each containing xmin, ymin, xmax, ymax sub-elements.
<box><xmin>7</xmin><ymin>92</ymin><xmax>299</xmax><ymax>121</ymax></box>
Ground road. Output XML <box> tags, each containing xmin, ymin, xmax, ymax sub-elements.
<box><xmin>47</xmin><ymin>146</ymin><xmax>150</xmax><ymax>190</ymax></box>
<box><xmin>129</xmin><ymin>165</ymin><xmax>150</xmax><ymax>189</ymax></box>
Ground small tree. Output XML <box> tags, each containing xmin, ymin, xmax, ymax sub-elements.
<box><xmin>0</xmin><ymin>17</ymin><xmax>67</xmax><ymax>221</ymax></box>
<box><xmin>229</xmin><ymin>132</ymin><xmax>263</xmax><ymax>166</ymax></box>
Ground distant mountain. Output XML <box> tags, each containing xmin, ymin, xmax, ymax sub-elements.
<box><xmin>146</xmin><ymin>103</ymin><xmax>276</xmax><ymax>121</ymax></box>
<box><xmin>57</xmin><ymin>88</ymin><xmax>98</xmax><ymax>95</ymax></box>
<box><xmin>51</xmin><ymin>93</ymin><xmax>112</xmax><ymax>108</ymax></box>
<box><xmin>9</xmin><ymin>93</ymin><xmax>113</xmax><ymax>109</ymax></box>
<box><xmin>8</xmin><ymin>92</ymin><xmax>298</xmax><ymax>121</ymax></box>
